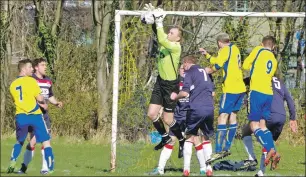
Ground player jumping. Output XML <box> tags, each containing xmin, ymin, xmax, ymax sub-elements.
<box><xmin>242</xmin><ymin>76</ymin><xmax>297</xmax><ymax>176</ymax></box>
<box><xmin>242</xmin><ymin>35</ymin><xmax>280</xmax><ymax>170</ymax></box>
<box><xmin>199</xmin><ymin>33</ymin><xmax>246</xmax><ymax>163</ymax></box>
<box><xmin>143</xmin><ymin>4</ymin><xmax>185</xmax><ymax>157</ymax></box>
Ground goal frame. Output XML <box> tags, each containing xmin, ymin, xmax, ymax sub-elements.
<box><xmin>111</xmin><ymin>10</ymin><xmax>305</xmax><ymax>171</ymax></box>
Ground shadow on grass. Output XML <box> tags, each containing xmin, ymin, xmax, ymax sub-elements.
<box><xmin>164</xmin><ymin>167</ymin><xmax>183</xmax><ymax>173</ymax></box>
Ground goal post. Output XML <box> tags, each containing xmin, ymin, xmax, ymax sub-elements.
<box><xmin>111</xmin><ymin>10</ymin><xmax>305</xmax><ymax>172</ymax></box>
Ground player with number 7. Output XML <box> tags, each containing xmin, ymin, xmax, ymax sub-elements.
<box><xmin>242</xmin><ymin>35</ymin><xmax>280</xmax><ymax>169</ymax></box>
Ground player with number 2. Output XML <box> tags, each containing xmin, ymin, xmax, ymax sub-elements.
<box><xmin>199</xmin><ymin>33</ymin><xmax>246</xmax><ymax>163</ymax></box>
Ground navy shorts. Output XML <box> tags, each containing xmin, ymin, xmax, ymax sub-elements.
<box><xmin>248</xmin><ymin>90</ymin><xmax>273</xmax><ymax>121</ymax></box>
<box><xmin>266</xmin><ymin>113</ymin><xmax>286</xmax><ymax>141</ymax></box>
<box><xmin>219</xmin><ymin>92</ymin><xmax>245</xmax><ymax>114</ymax></box>
<box><xmin>29</xmin><ymin>112</ymin><xmax>51</xmax><ymax>134</ymax></box>
<box><xmin>169</xmin><ymin>120</ymin><xmax>186</xmax><ymax>136</ymax></box>
<box><xmin>242</xmin><ymin>113</ymin><xmax>285</xmax><ymax>141</ymax></box>
<box><xmin>16</xmin><ymin>114</ymin><xmax>50</xmax><ymax>143</ymax></box>
<box><xmin>185</xmin><ymin>108</ymin><xmax>214</xmax><ymax>137</ymax></box>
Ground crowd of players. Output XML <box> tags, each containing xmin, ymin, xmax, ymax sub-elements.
<box><xmin>141</xmin><ymin>3</ymin><xmax>298</xmax><ymax>177</ymax></box>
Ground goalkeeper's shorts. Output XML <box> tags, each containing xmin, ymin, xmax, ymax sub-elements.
<box><xmin>150</xmin><ymin>76</ymin><xmax>179</xmax><ymax>113</ymax></box>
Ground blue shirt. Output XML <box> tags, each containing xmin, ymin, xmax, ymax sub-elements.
<box><xmin>182</xmin><ymin>65</ymin><xmax>214</xmax><ymax>110</ymax></box>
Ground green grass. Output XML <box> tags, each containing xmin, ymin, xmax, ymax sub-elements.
<box><xmin>1</xmin><ymin>137</ymin><xmax>305</xmax><ymax>176</ymax></box>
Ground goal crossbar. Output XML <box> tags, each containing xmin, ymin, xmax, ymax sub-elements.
<box><xmin>111</xmin><ymin>10</ymin><xmax>305</xmax><ymax>171</ymax></box>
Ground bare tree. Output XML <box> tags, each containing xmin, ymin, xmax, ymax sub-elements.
<box><xmin>0</xmin><ymin>0</ymin><xmax>14</xmax><ymax>132</ymax></box>
<box><xmin>33</xmin><ymin>0</ymin><xmax>63</xmax><ymax>79</ymax></box>
<box><xmin>92</xmin><ymin>0</ymin><xmax>114</xmax><ymax>129</ymax></box>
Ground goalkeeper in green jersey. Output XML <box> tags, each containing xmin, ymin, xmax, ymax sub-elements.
<box><xmin>142</xmin><ymin>4</ymin><xmax>185</xmax><ymax>158</ymax></box>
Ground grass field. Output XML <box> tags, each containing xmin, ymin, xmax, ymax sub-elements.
<box><xmin>1</xmin><ymin>136</ymin><xmax>305</xmax><ymax>176</ymax></box>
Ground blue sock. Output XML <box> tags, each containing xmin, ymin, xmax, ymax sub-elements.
<box><xmin>44</xmin><ymin>147</ymin><xmax>54</xmax><ymax>171</ymax></box>
<box><xmin>224</xmin><ymin>123</ymin><xmax>237</xmax><ymax>151</ymax></box>
<box><xmin>263</xmin><ymin>129</ymin><xmax>275</xmax><ymax>151</ymax></box>
<box><xmin>215</xmin><ymin>124</ymin><xmax>227</xmax><ymax>153</ymax></box>
<box><xmin>10</xmin><ymin>143</ymin><xmax>23</xmax><ymax>161</ymax></box>
<box><xmin>254</xmin><ymin>128</ymin><xmax>272</xmax><ymax>152</ymax></box>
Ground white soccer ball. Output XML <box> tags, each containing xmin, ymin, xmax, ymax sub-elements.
<box><xmin>140</xmin><ymin>11</ymin><xmax>155</xmax><ymax>25</ymax></box>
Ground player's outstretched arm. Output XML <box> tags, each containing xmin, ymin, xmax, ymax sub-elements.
<box><xmin>49</xmin><ymin>96</ymin><xmax>63</xmax><ymax>108</ymax></box>
<box><xmin>199</xmin><ymin>48</ymin><xmax>228</xmax><ymax>69</ymax></box>
<box><xmin>283</xmin><ymin>84</ymin><xmax>297</xmax><ymax>132</ymax></box>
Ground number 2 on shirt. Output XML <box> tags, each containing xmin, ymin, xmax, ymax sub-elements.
<box><xmin>16</xmin><ymin>86</ymin><xmax>22</xmax><ymax>101</ymax></box>
<box><xmin>266</xmin><ymin>60</ymin><xmax>273</xmax><ymax>74</ymax></box>
<box><xmin>198</xmin><ymin>68</ymin><xmax>208</xmax><ymax>81</ymax></box>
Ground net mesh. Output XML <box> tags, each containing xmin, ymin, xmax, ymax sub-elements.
<box><xmin>115</xmin><ymin>10</ymin><xmax>305</xmax><ymax>174</ymax></box>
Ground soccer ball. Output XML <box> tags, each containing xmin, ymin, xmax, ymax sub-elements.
<box><xmin>140</xmin><ymin>11</ymin><xmax>155</xmax><ymax>24</ymax></box>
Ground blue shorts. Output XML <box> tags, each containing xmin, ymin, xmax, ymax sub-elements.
<box><xmin>16</xmin><ymin>114</ymin><xmax>50</xmax><ymax>143</ymax></box>
<box><xmin>266</xmin><ymin>113</ymin><xmax>286</xmax><ymax>141</ymax></box>
<box><xmin>29</xmin><ymin>112</ymin><xmax>51</xmax><ymax>134</ymax></box>
<box><xmin>219</xmin><ymin>92</ymin><xmax>245</xmax><ymax>114</ymax></box>
<box><xmin>248</xmin><ymin>90</ymin><xmax>273</xmax><ymax>121</ymax></box>
<box><xmin>185</xmin><ymin>108</ymin><xmax>214</xmax><ymax>137</ymax></box>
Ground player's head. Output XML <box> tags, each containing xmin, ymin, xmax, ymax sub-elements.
<box><xmin>179</xmin><ymin>64</ymin><xmax>185</xmax><ymax>77</ymax></box>
<box><xmin>167</xmin><ymin>26</ymin><xmax>183</xmax><ymax>42</ymax></box>
<box><xmin>33</xmin><ymin>58</ymin><xmax>47</xmax><ymax>76</ymax></box>
<box><xmin>216</xmin><ymin>33</ymin><xmax>230</xmax><ymax>49</ymax></box>
<box><xmin>18</xmin><ymin>59</ymin><xmax>33</xmax><ymax>76</ymax></box>
<box><xmin>182</xmin><ymin>55</ymin><xmax>197</xmax><ymax>70</ymax></box>
<box><xmin>262</xmin><ymin>35</ymin><xmax>276</xmax><ymax>50</ymax></box>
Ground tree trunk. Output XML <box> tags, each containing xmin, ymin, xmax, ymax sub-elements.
<box><xmin>1</xmin><ymin>0</ymin><xmax>13</xmax><ymax>132</ymax></box>
<box><xmin>51</xmin><ymin>0</ymin><xmax>63</xmax><ymax>37</ymax></box>
<box><xmin>93</xmin><ymin>0</ymin><xmax>114</xmax><ymax>129</ymax></box>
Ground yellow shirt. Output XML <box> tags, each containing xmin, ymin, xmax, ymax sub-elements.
<box><xmin>242</xmin><ymin>46</ymin><xmax>277</xmax><ymax>95</ymax></box>
<box><xmin>10</xmin><ymin>76</ymin><xmax>42</xmax><ymax>115</ymax></box>
<box><xmin>206</xmin><ymin>44</ymin><xmax>246</xmax><ymax>93</ymax></box>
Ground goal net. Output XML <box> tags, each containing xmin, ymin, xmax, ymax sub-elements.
<box><xmin>111</xmin><ymin>9</ymin><xmax>305</xmax><ymax>174</ymax></box>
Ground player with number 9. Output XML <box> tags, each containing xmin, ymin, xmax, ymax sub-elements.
<box><xmin>242</xmin><ymin>35</ymin><xmax>279</xmax><ymax>169</ymax></box>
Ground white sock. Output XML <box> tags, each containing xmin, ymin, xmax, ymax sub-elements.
<box><xmin>183</xmin><ymin>141</ymin><xmax>193</xmax><ymax>172</ymax></box>
<box><xmin>243</xmin><ymin>136</ymin><xmax>256</xmax><ymax>160</ymax></box>
<box><xmin>41</xmin><ymin>147</ymin><xmax>48</xmax><ymax>171</ymax></box>
<box><xmin>202</xmin><ymin>141</ymin><xmax>212</xmax><ymax>161</ymax></box>
<box><xmin>23</xmin><ymin>146</ymin><xmax>35</xmax><ymax>166</ymax></box>
<box><xmin>203</xmin><ymin>141</ymin><xmax>213</xmax><ymax>172</ymax></box>
<box><xmin>157</xmin><ymin>144</ymin><xmax>173</xmax><ymax>173</ymax></box>
<box><xmin>259</xmin><ymin>149</ymin><xmax>267</xmax><ymax>175</ymax></box>
<box><xmin>195</xmin><ymin>144</ymin><xmax>206</xmax><ymax>171</ymax></box>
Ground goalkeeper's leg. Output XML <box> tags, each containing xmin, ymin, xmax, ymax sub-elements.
<box><xmin>148</xmin><ymin>104</ymin><xmax>172</xmax><ymax>150</ymax></box>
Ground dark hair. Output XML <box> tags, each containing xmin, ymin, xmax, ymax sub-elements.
<box><xmin>18</xmin><ymin>59</ymin><xmax>32</xmax><ymax>72</ymax></box>
<box><xmin>32</xmin><ymin>57</ymin><xmax>47</xmax><ymax>68</ymax></box>
<box><xmin>262</xmin><ymin>35</ymin><xmax>276</xmax><ymax>48</ymax></box>
<box><xmin>183</xmin><ymin>55</ymin><xmax>198</xmax><ymax>64</ymax></box>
